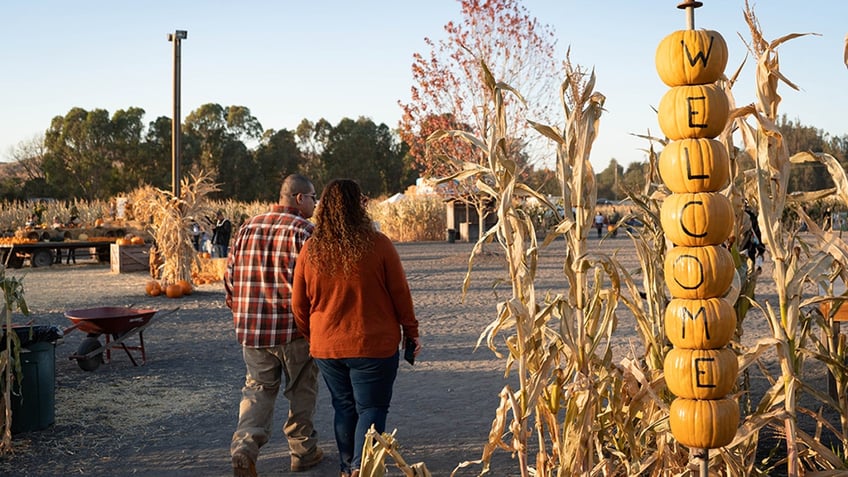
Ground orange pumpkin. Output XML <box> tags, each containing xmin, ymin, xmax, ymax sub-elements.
<box><xmin>660</xmin><ymin>192</ymin><xmax>734</xmax><ymax>247</ymax></box>
<box><xmin>130</xmin><ymin>236</ymin><xmax>145</xmax><ymax>245</ymax></box>
<box><xmin>658</xmin><ymin>84</ymin><xmax>729</xmax><ymax>140</ymax></box>
<box><xmin>669</xmin><ymin>397</ymin><xmax>739</xmax><ymax>449</ymax></box>
<box><xmin>116</xmin><ymin>237</ymin><xmax>130</xmax><ymax>246</ymax></box>
<box><xmin>659</xmin><ymin>138</ymin><xmax>729</xmax><ymax>193</ymax></box>
<box><xmin>655</xmin><ymin>29</ymin><xmax>728</xmax><ymax>87</ymax></box>
<box><xmin>665</xmin><ymin>297</ymin><xmax>736</xmax><ymax>349</ymax></box>
<box><xmin>178</xmin><ymin>279</ymin><xmax>193</xmax><ymax>296</ymax></box>
<box><xmin>165</xmin><ymin>283</ymin><xmax>183</xmax><ymax>299</ymax></box>
<box><xmin>664</xmin><ymin>347</ymin><xmax>738</xmax><ymax>400</ymax></box>
<box><xmin>665</xmin><ymin>245</ymin><xmax>735</xmax><ymax>299</ymax></box>
<box><xmin>145</xmin><ymin>280</ymin><xmax>162</xmax><ymax>297</ymax></box>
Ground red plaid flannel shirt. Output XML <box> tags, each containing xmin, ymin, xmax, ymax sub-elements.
<box><xmin>225</xmin><ymin>205</ymin><xmax>314</xmax><ymax>347</ymax></box>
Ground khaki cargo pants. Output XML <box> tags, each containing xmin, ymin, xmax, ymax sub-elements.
<box><xmin>231</xmin><ymin>338</ymin><xmax>320</xmax><ymax>461</ymax></box>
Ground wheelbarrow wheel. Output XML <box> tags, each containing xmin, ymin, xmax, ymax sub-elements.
<box><xmin>76</xmin><ymin>337</ymin><xmax>103</xmax><ymax>371</ymax></box>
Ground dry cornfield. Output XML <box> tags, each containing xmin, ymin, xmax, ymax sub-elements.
<box><xmin>356</xmin><ymin>4</ymin><xmax>848</xmax><ymax>477</ymax></box>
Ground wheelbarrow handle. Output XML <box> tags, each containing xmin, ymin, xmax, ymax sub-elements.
<box><xmin>63</xmin><ymin>322</ymin><xmax>83</xmax><ymax>335</ymax></box>
<box><xmin>160</xmin><ymin>307</ymin><xmax>180</xmax><ymax>317</ymax></box>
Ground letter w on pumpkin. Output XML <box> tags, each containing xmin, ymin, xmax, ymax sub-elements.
<box><xmin>683</xmin><ymin>34</ymin><xmax>717</xmax><ymax>67</ymax></box>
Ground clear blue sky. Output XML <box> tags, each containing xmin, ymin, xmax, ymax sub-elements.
<box><xmin>1</xmin><ymin>1</ymin><xmax>845</xmax><ymax>172</ymax></box>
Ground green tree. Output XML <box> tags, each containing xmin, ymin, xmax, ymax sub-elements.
<box><xmin>251</xmin><ymin>128</ymin><xmax>304</xmax><ymax>202</ymax></box>
<box><xmin>595</xmin><ymin>159</ymin><xmax>623</xmax><ymax>201</ymax></box>
<box><xmin>182</xmin><ymin>103</ymin><xmax>262</xmax><ymax>194</ymax></box>
<box><xmin>295</xmin><ymin>118</ymin><xmax>332</xmax><ymax>189</ymax></box>
<box><xmin>140</xmin><ymin>116</ymin><xmax>174</xmax><ymax>191</ymax></box>
<box><xmin>321</xmin><ymin>117</ymin><xmax>406</xmax><ymax>198</ymax></box>
<box><xmin>620</xmin><ymin>161</ymin><xmax>649</xmax><ymax>197</ymax></box>
<box><xmin>109</xmin><ymin>107</ymin><xmax>147</xmax><ymax>191</ymax></box>
<box><xmin>42</xmin><ymin>107</ymin><xmax>145</xmax><ymax>200</ymax></box>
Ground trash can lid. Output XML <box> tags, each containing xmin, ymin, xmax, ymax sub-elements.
<box><xmin>0</xmin><ymin>325</ymin><xmax>63</xmax><ymax>350</ymax></box>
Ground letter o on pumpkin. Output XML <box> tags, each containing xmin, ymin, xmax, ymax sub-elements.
<box><xmin>664</xmin><ymin>245</ymin><xmax>735</xmax><ymax>299</ymax></box>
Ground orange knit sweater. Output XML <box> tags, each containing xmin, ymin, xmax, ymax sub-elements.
<box><xmin>292</xmin><ymin>233</ymin><xmax>418</xmax><ymax>359</ymax></box>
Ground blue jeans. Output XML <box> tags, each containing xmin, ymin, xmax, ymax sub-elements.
<box><xmin>316</xmin><ymin>353</ymin><xmax>399</xmax><ymax>474</ymax></box>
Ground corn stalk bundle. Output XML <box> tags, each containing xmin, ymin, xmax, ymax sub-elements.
<box><xmin>368</xmin><ymin>195</ymin><xmax>446</xmax><ymax>242</ymax></box>
<box><xmin>130</xmin><ymin>172</ymin><xmax>219</xmax><ymax>286</ymax></box>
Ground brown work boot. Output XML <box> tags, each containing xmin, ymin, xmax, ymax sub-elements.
<box><xmin>291</xmin><ymin>447</ymin><xmax>324</xmax><ymax>472</ymax></box>
<box><xmin>232</xmin><ymin>450</ymin><xmax>257</xmax><ymax>477</ymax></box>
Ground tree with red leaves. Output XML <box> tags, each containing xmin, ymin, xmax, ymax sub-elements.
<box><xmin>398</xmin><ymin>0</ymin><xmax>559</xmax><ymax>184</ymax></box>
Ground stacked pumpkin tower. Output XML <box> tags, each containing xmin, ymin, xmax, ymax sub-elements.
<box><xmin>656</xmin><ymin>2</ymin><xmax>739</xmax><ymax>450</ymax></box>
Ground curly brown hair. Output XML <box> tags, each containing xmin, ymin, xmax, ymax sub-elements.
<box><xmin>307</xmin><ymin>179</ymin><xmax>374</xmax><ymax>276</ymax></box>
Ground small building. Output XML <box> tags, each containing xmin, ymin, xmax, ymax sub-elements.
<box><xmin>444</xmin><ymin>195</ymin><xmax>497</xmax><ymax>242</ymax></box>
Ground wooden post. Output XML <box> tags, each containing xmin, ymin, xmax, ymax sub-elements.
<box><xmin>677</xmin><ymin>1</ymin><xmax>703</xmax><ymax>30</ymax></box>
<box><xmin>676</xmin><ymin>5</ymin><xmax>709</xmax><ymax>477</ymax></box>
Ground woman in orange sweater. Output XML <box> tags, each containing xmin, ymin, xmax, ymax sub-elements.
<box><xmin>292</xmin><ymin>179</ymin><xmax>420</xmax><ymax>477</ymax></box>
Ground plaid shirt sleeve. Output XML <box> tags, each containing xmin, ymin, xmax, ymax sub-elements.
<box><xmin>225</xmin><ymin>206</ymin><xmax>313</xmax><ymax>347</ymax></box>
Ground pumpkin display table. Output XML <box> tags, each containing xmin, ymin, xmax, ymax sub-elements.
<box><xmin>0</xmin><ymin>240</ymin><xmax>115</xmax><ymax>268</ymax></box>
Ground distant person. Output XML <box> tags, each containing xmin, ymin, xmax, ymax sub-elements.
<box><xmin>226</xmin><ymin>174</ymin><xmax>323</xmax><ymax>477</ymax></box>
<box><xmin>742</xmin><ymin>203</ymin><xmax>766</xmax><ymax>271</ymax></box>
<box><xmin>51</xmin><ymin>216</ymin><xmax>64</xmax><ymax>264</ymax></box>
<box><xmin>200</xmin><ymin>229</ymin><xmax>212</xmax><ymax>255</ymax></box>
<box><xmin>68</xmin><ymin>206</ymin><xmax>81</xmax><ymax>227</ymax></box>
<box><xmin>293</xmin><ymin>179</ymin><xmax>420</xmax><ymax>477</ymax></box>
<box><xmin>212</xmin><ymin>210</ymin><xmax>233</xmax><ymax>258</ymax></box>
<box><xmin>594</xmin><ymin>211</ymin><xmax>606</xmax><ymax>238</ymax></box>
<box><xmin>609</xmin><ymin>208</ymin><xmax>621</xmax><ymax>237</ymax></box>
<box><xmin>25</xmin><ymin>214</ymin><xmax>38</xmax><ymax>227</ymax></box>
<box><xmin>190</xmin><ymin>222</ymin><xmax>201</xmax><ymax>251</ymax></box>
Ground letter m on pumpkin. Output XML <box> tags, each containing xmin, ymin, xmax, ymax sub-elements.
<box><xmin>679</xmin><ymin>304</ymin><xmax>711</xmax><ymax>341</ymax></box>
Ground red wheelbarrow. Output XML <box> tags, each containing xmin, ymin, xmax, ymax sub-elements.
<box><xmin>63</xmin><ymin>306</ymin><xmax>174</xmax><ymax>371</ymax></box>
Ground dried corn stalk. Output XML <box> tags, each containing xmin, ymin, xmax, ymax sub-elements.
<box><xmin>358</xmin><ymin>426</ymin><xmax>431</xmax><ymax>477</ymax></box>
<box><xmin>0</xmin><ymin>269</ymin><xmax>28</xmax><ymax>454</ymax></box>
<box><xmin>131</xmin><ymin>172</ymin><xmax>219</xmax><ymax>286</ymax></box>
<box><xmin>727</xmin><ymin>2</ymin><xmax>848</xmax><ymax>474</ymax></box>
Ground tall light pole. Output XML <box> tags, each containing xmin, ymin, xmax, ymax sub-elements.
<box><xmin>167</xmin><ymin>30</ymin><xmax>187</xmax><ymax>199</ymax></box>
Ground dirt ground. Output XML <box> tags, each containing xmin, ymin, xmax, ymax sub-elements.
<box><xmin>0</xmin><ymin>237</ymin><xmax>835</xmax><ymax>476</ymax></box>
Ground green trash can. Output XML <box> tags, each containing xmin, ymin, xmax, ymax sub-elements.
<box><xmin>7</xmin><ymin>327</ymin><xmax>59</xmax><ymax>434</ymax></box>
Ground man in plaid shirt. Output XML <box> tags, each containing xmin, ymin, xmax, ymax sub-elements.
<box><xmin>227</xmin><ymin>174</ymin><xmax>323</xmax><ymax>476</ymax></box>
